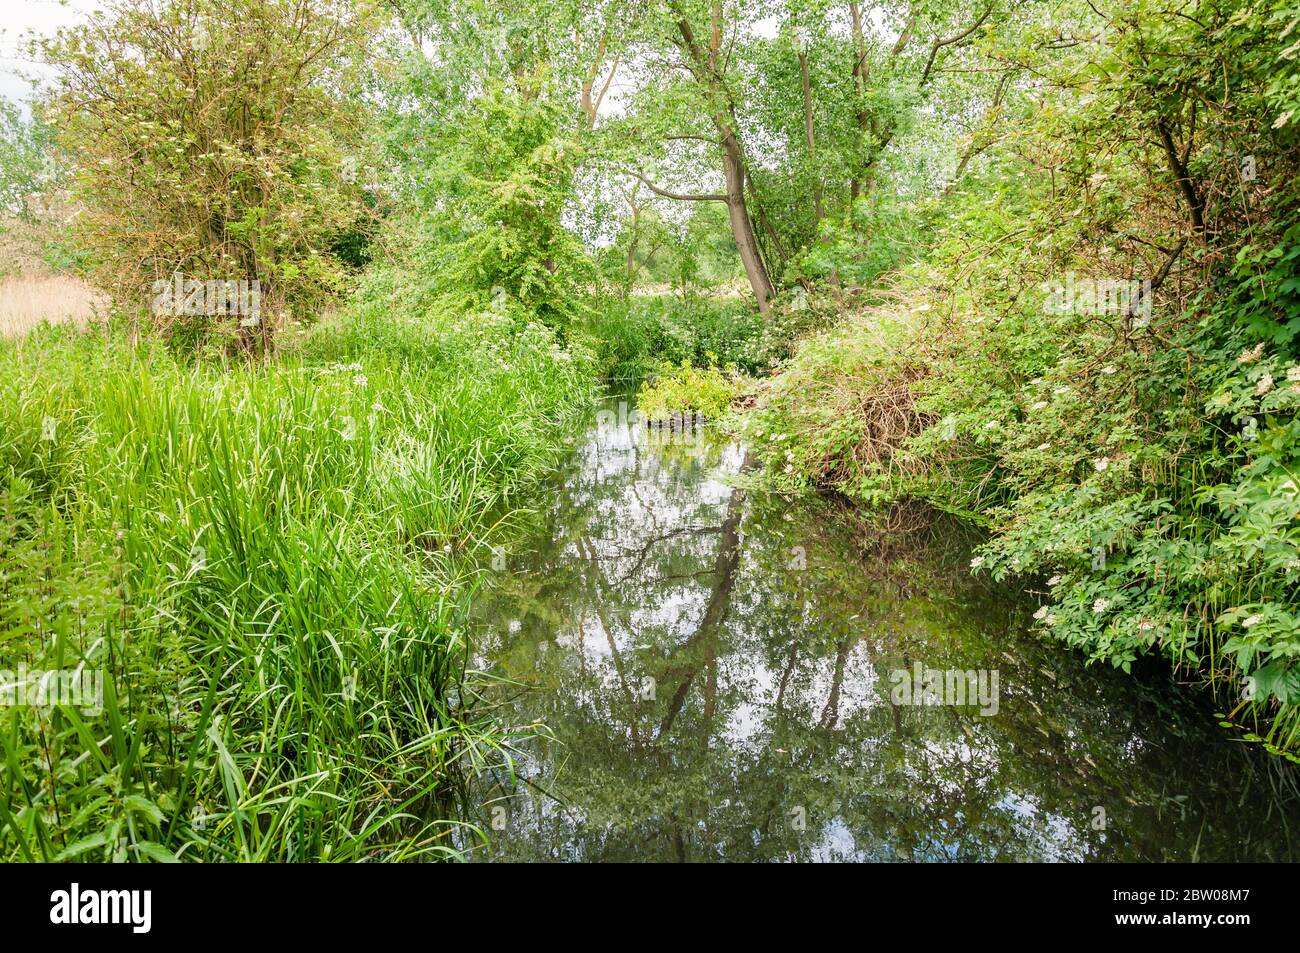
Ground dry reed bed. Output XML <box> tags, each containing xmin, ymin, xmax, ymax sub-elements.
<box><xmin>0</xmin><ymin>275</ymin><xmax>105</xmax><ymax>338</ymax></box>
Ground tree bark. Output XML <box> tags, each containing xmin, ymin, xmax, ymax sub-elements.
<box><xmin>848</xmin><ymin>1</ymin><xmax>869</xmax><ymax>202</ymax></box>
<box><xmin>720</xmin><ymin>126</ymin><xmax>775</xmax><ymax>313</ymax></box>
<box><xmin>671</xmin><ymin>6</ymin><xmax>775</xmax><ymax>314</ymax></box>
<box><xmin>798</xmin><ymin>45</ymin><xmax>824</xmax><ymax>224</ymax></box>
<box><xmin>579</xmin><ymin>31</ymin><xmax>618</xmax><ymax>129</ymax></box>
<box><xmin>1156</xmin><ymin>117</ymin><xmax>1206</xmax><ymax>235</ymax></box>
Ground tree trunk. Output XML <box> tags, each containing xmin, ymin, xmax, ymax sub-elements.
<box><xmin>623</xmin><ymin>187</ymin><xmax>642</xmax><ymax>291</ymax></box>
<box><xmin>720</xmin><ymin>128</ymin><xmax>774</xmax><ymax>314</ymax></box>
<box><xmin>672</xmin><ymin>8</ymin><xmax>775</xmax><ymax>315</ymax></box>
<box><xmin>848</xmin><ymin>1</ymin><xmax>869</xmax><ymax>202</ymax></box>
<box><xmin>798</xmin><ymin>46</ymin><xmax>824</xmax><ymax>224</ymax></box>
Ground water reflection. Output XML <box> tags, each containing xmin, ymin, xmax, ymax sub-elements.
<box><xmin>463</xmin><ymin>397</ymin><xmax>1300</xmax><ymax>861</ymax></box>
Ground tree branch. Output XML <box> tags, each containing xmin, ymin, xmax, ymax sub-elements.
<box><xmin>630</xmin><ymin>170</ymin><xmax>726</xmax><ymax>202</ymax></box>
<box><xmin>592</xmin><ymin>53</ymin><xmax>620</xmax><ymax>118</ymax></box>
<box><xmin>921</xmin><ymin>5</ymin><xmax>993</xmax><ymax>86</ymax></box>
<box><xmin>1156</xmin><ymin>118</ymin><xmax>1206</xmax><ymax>235</ymax></box>
<box><xmin>1125</xmin><ymin>237</ymin><xmax>1188</xmax><ymax>330</ymax></box>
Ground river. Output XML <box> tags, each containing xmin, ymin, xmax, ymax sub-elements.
<box><xmin>458</xmin><ymin>393</ymin><xmax>1300</xmax><ymax>861</ymax></box>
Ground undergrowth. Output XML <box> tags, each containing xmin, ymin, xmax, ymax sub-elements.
<box><xmin>0</xmin><ymin>300</ymin><xmax>594</xmax><ymax>861</ymax></box>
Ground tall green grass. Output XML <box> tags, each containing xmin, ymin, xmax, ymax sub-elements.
<box><xmin>0</xmin><ymin>305</ymin><xmax>594</xmax><ymax>861</ymax></box>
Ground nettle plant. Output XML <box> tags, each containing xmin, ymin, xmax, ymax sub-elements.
<box><xmin>36</xmin><ymin>0</ymin><xmax>380</xmax><ymax>352</ymax></box>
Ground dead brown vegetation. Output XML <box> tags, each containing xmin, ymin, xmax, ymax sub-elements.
<box><xmin>0</xmin><ymin>275</ymin><xmax>104</xmax><ymax>338</ymax></box>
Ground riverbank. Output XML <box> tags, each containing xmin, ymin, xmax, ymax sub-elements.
<box><xmin>0</xmin><ymin>306</ymin><xmax>594</xmax><ymax>861</ymax></box>
<box><xmin>740</xmin><ymin>272</ymin><xmax>1300</xmax><ymax>763</ymax></box>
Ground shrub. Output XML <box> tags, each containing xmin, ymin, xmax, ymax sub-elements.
<box><xmin>35</xmin><ymin>0</ymin><xmax>380</xmax><ymax>349</ymax></box>
<box><xmin>744</xmin><ymin>0</ymin><xmax>1300</xmax><ymax>758</ymax></box>
<box><xmin>582</xmin><ymin>296</ymin><xmax>765</xmax><ymax>380</ymax></box>
<box><xmin>637</xmin><ymin>360</ymin><xmax>740</xmax><ymax>421</ymax></box>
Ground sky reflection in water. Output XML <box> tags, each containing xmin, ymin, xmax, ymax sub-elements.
<box><xmin>463</xmin><ymin>397</ymin><xmax>1300</xmax><ymax>862</ymax></box>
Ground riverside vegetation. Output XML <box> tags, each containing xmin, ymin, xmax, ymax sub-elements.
<box><xmin>0</xmin><ymin>0</ymin><xmax>1298</xmax><ymax>861</ymax></box>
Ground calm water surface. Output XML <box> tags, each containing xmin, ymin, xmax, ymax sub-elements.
<box><xmin>460</xmin><ymin>394</ymin><xmax>1300</xmax><ymax>862</ymax></box>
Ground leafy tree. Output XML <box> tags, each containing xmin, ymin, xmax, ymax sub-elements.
<box><xmin>0</xmin><ymin>99</ymin><xmax>60</xmax><ymax>221</ymax></box>
<box><xmin>596</xmin><ymin>1</ymin><xmax>1011</xmax><ymax>312</ymax></box>
<box><xmin>36</xmin><ymin>0</ymin><xmax>381</xmax><ymax>350</ymax></box>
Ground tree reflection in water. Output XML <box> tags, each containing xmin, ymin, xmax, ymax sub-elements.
<box><xmin>462</xmin><ymin>397</ymin><xmax>1300</xmax><ymax>862</ymax></box>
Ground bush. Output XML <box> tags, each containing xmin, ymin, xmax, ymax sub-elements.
<box><xmin>743</xmin><ymin>294</ymin><xmax>934</xmax><ymax>501</ymax></box>
<box><xmin>636</xmin><ymin>360</ymin><xmax>741</xmax><ymax>421</ymax></box>
<box><xmin>35</xmin><ymin>0</ymin><xmax>380</xmax><ymax>349</ymax></box>
<box><xmin>745</xmin><ymin>0</ymin><xmax>1300</xmax><ymax>758</ymax></box>
<box><xmin>582</xmin><ymin>295</ymin><xmax>765</xmax><ymax>380</ymax></box>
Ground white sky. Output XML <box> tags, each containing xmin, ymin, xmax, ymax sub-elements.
<box><xmin>0</xmin><ymin>2</ymin><xmax>885</xmax><ymax>110</ymax></box>
<box><xmin>0</xmin><ymin>0</ymin><xmax>100</xmax><ymax>109</ymax></box>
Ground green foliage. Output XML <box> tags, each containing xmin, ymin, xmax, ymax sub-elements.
<box><xmin>581</xmin><ymin>295</ymin><xmax>764</xmax><ymax>379</ymax></box>
<box><xmin>743</xmin><ymin>293</ymin><xmax>932</xmax><ymax>500</ymax></box>
<box><xmin>0</xmin><ymin>98</ymin><xmax>58</xmax><ymax>220</ymax></box>
<box><xmin>0</xmin><ymin>299</ymin><xmax>594</xmax><ymax>861</ymax></box>
<box><xmin>377</xmin><ymin>17</ymin><xmax>598</xmax><ymax>331</ymax></box>
<box><xmin>413</xmin><ymin>84</ymin><xmax>593</xmax><ymax>330</ymax></box>
<box><xmin>636</xmin><ymin>360</ymin><xmax>740</xmax><ymax>421</ymax></box>
<box><xmin>35</xmin><ymin>0</ymin><xmax>381</xmax><ymax>346</ymax></box>
<box><xmin>747</xmin><ymin>0</ymin><xmax>1300</xmax><ymax>759</ymax></box>
<box><xmin>800</xmin><ymin>189</ymin><xmax>919</xmax><ymax>287</ymax></box>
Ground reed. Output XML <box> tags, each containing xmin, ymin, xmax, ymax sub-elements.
<box><xmin>0</xmin><ymin>306</ymin><xmax>594</xmax><ymax>861</ymax></box>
